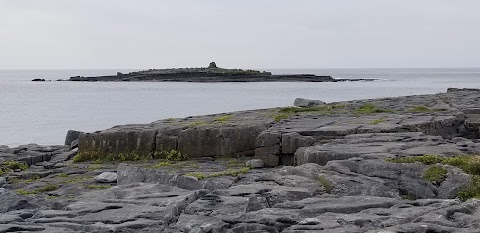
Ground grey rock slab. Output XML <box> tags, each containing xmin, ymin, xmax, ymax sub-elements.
<box><xmin>274</xmin><ymin>196</ymin><xmax>400</xmax><ymax>217</ymax></box>
<box><xmin>94</xmin><ymin>172</ymin><xmax>118</xmax><ymax>183</ymax></box>
<box><xmin>0</xmin><ymin>214</ymin><xmax>23</xmax><ymax>224</ymax></box>
<box><xmin>117</xmin><ymin>163</ymin><xmax>233</xmax><ymax>191</ymax></box>
<box><xmin>185</xmin><ymin>194</ymin><xmax>250</xmax><ymax>217</ymax></box>
<box><xmin>295</xmin><ymin>132</ymin><xmax>480</xmax><ymax>166</ymax></box>
<box><xmin>175</xmin><ymin>214</ymin><xmax>223</xmax><ymax>233</ymax></box>
<box><xmin>293</xmin><ymin>98</ymin><xmax>326</xmax><ymax>107</ymax></box>
<box><xmin>246</xmin><ymin>159</ymin><xmax>264</xmax><ymax>168</ymax></box>
<box><xmin>0</xmin><ymin>189</ymin><xmax>45</xmax><ymax>214</ymax></box>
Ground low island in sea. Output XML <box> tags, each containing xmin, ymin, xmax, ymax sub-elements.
<box><xmin>67</xmin><ymin>62</ymin><xmax>375</xmax><ymax>82</ymax></box>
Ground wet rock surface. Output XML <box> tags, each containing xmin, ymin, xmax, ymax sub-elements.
<box><xmin>2</xmin><ymin>89</ymin><xmax>480</xmax><ymax>232</ymax></box>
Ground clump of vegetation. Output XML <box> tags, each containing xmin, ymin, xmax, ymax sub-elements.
<box><xmin>316</xmin><ymin>176</ymin><xmax>333</xmax><ymax>193</ymax></box>
<box><xmin>443</xmin><ymin>156</ymin><xmax>480</xmax><ymax>175</ymax></box>
<box><xmin>73</xmin><ymin>152</ymin><xmax>101</xmax><ymax>163</ymax></box>
<box><xmin>369</xmin><ymin>117</ymin><xmax>386</xmax><ymax>125</ymax></box>
<box><xmin>185</xmin><ymin>167</ymin><xmax>250</xmax><ymax>180</ymax></box>
<box><xmin>10</xmin><ymin>175</ymin><xmax>41</xmax><ymax>184</ymax></box>
<box><xmin>407</xmin><ymin>105</ymin><xmax>448</xmax><ymax>113</ymax></box>
<box><xmin>273</xmin><ymin>113</ymin><xmax>292</xmax><ymax>122</ymax></box>
<box><xmin>154</xmin><ymin>149</ymin><xmax>188</xmax><ymax>161</ymax></box>
<box><xmin>87</xmin><ymin>164</ymin><xmax>104</xmax><ymax>172</ymax></box>
<box><xmin>272</xmin><ymin>104</ymin><xmax>347</xmax><ymax>122</ymax></box>
<box><xmin>74</xmin><ymin>149</ymin><xmax>187</xmax><ymax>163</ymax></box>
<box><xmin>57</xmin><ymin>173</ymin><xmax>69</xmax><ymax>178</ymax></box>
<box><xmin>105</xmin><ymin>152</ymin><xmax>149</xmax><ymax>162</ymax></box>
<box><xmin>226</xmin><ymin>158</ymin><xmax>246</xmax><ymax>168</ymax></box>
<box><xmin>215</xmin><ymin>115</ymin><xmax>233</xmax><ymax>123</ymax></box>
<box><xmin>388</xmin><ymin>155</ymin><xmax>480</xmax><ymax>175</ymax></box>
<box><xmin>85</xmin><ymin>184</ymin><xmax>111</xmax><ymax>190</ymax></box>
<box><xmin>423</xmin><ymin>165</ymin><xmax>448</xmax><ymax>185</ymax></box>
<box><xmin>356</xmin><ymin>103</ymin><xmax>393</xmax><ymax>114</ymax></box>
<box><xmin>0</xmin><ymin>160</ymin><xmax>29</xmax><ymax>175</ymax></box>
<box><xmin>386</xmin><ymin>154</ymin><xmax>443</xmax><ymax>165</ymax></box>
<box><xmin>16</xmin><ymin>184</ymin><xmax>59</xmax><ymax>195</ymax></box>
<box><xmin>458</xmin><ymin>176</ymin><xmax>480</xmax><ymax>201</ymax></box>
<box><xmin>386</xmin><ymin>154</ymin><xmax>480</xmax><ymax>201</ymax></box>
<box><xmin>152</xmin><ymin>161</ymin><xmax>171</xmax><ymax>168</ymax></box>
<box><xmin>26</xmin><ymin>176</ymin><xmax>41</xmax><ymax>183</ymax></box>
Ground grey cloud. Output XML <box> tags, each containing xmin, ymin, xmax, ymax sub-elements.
<box><xmin>0</xmin><ymin>0</ymin><xmax>479</xmax><ymax>69</ymax></box>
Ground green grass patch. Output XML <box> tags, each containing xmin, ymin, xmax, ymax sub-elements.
<box><xmin>87</xmin><ymin>164</ymin><xmax>104</xmax><ymax>172</ymax></box>
<box><xmin>0</xmin><ymin>160</ymin><xmax>29</xmax><ymax>175</ymax></box>
<box><xmin>74</xmin><ymin>149</ymin><xmax>187</xmax><ymax>163</ymax></box>
<box><xmin>407</xmin><ymin>105</ymin><xmax>448</xmax><ymax>113</ymax></box>
<box><xmin>458</xmin><ymin>176</ymin><xmax>480</xmax><ymax>201</ymax></box>
<box><xmin>226</xmin><ymin>158</ymin><xmax>246</xmax><ymax>168</ymax></box>
<box><xmin>10</xmin><ymin>175</ymin><xmax>42</xmax><ymax>184</ymax></box>
<box><xmin>273</xmin><ymin>113</ymin><xmax>292</xmax><ymax>122</ymax></box>
<box><xmin>185</xmin><ymin>167</ymin><xmax>250</xmax><ymax>180</ymax></box>
<box><xmin>85</xmin><ymin>184</ymin><xmax>111</xmax><ymax>190</ymax></box>
<box><xmin>57</xmin><ymin>173</ymin><xmax>69</xmax><ymax>178</ymax></box>
<box><xmin>152</xmin><ymin>161</ymin><xmax>171</xmax><ymax>168</ymax></box>
<box><xmin>386</xmin><ymin>154</ymin><xmax>480</xmax><ymax>201</ymax></box>
<box><xmin>16</xmin><ymin>184</ymin><xmax>59</xmax><ymax>195</ymax></box>
<box><xmin>356</xmin><ymin>103</ymin><xmax>393</xmax><ymax>114</ymax></box>
<box><xmin>386</xmin><ymin>154</ymin><xmax>443</xmax><ymax>165</ymax></box>
<box><xmin>73</xmin><ymin>152</ymin><xmax>101</xmax><ymax>163</ymax></box>
<box><xmin>152</xmin><ymin>161</ymin><xmax>199</xmax><ymax>169</ymax></box>
<box><xmin>369</xmin><ymin>117</ymin><xmax>386</xmax><ymax>125</ymax></box>
<box><xmin>388</xmin><ymin>155</ymin><xmax>480</xmax><ymax>175</ymax></box>
<box><xmin>215</xmin><ymin>115</ymin><xmax>233</xmax><ymax>123</ymax></box>
<box><xmin>423</xmin><ymin>165</ymin><xmax>448</xmax><ymax>185</ymax></box>
<box><xmin>316</xmin><ymin>176</ymin><xmax>334</xmax><ymax>193</ymax></box>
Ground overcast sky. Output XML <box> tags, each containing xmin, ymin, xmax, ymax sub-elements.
<box><xmin>1</xmin><ymin>0</ymin><xmax>479</xmax><ymax>69</ymax></box>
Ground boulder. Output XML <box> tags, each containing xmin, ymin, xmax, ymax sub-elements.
<box><xmin>95</xmin><ymin>172</ymin><xmax>118</xmax><ymax>183</ymax></box>
<box><xmin>293</xmin><ymin>98</ymin><xmax>326</xmax><ymax>107</ymax></box>
<box><xmin>64</xmin><ymin>130</ymin><xmax>83</xmax><ymax>146</ymax></box>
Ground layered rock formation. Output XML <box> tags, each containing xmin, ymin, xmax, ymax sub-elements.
<box><xmin>2</xmin><ymin>88</ymin><xmax>480</xmax><ymax>232</ymax></box>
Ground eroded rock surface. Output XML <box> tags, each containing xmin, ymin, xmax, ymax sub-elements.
<box><xmin>3</xmin><ymin>89</ymin><xmax>480</xmax><ymax>232</ymax></box>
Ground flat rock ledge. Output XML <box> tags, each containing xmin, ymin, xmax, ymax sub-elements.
<box><xmin>2</xmin><ymin>88</ymin><xmax>480</xmax><ymax>232</ymax></box>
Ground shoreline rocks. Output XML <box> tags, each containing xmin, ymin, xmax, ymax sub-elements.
<box><xmin>3</xmin><ymin>88</ymin><xmax>480</xmax><ymax>232</ymax></box>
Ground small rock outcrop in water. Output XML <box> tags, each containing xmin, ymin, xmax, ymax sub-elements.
<box><xmin>4</xmin><ymin>88</ymin><xmax>480</xmax><ymax>232</ymax></box>
<box><xmin>67</xmin><ymin>62</ymin><xmax>375</xmax><ymax>82</ymax></box>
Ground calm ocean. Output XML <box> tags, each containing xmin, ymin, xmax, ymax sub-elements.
<box><xmin>1</xmin><ymin>68</ymin><xmax>479</xmax><ymax>147</ymax></box>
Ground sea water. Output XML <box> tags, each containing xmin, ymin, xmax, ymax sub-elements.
<box><xmin>1</xmin><ymin>68</ymin><xmax>479</xmax><ymax>146</ymax></box>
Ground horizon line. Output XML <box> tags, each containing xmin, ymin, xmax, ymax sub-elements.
<box><xmin>1</xmin><ymin>67</ymin><xmax>480</xmax><ymax>71</ymax></box>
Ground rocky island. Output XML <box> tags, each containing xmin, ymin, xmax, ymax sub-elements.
<box><xmin>2</xmin><ymin>88</ymin><xmax>480</xmax><ymax>232</ymax></box>
<box><xmin>67</xmin><ymin>62</ymin><xmax>374</xmax><ymax>82</ymax></box>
